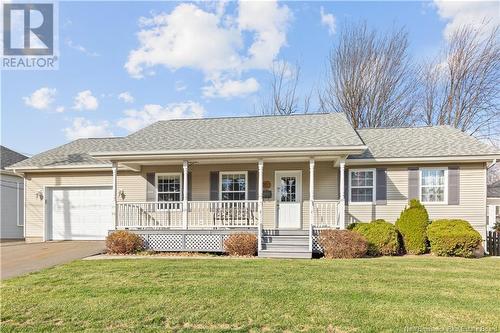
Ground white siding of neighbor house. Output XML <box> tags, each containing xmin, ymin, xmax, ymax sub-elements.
<box><xmin>23</xmin><ymin>161</ymin><xmax>487</xmax><ymax>241</ymax></box>
<box><xmin>1</xmin><ymin>173</ymin><xmax>24</xmax><ymax>239</ymax></box>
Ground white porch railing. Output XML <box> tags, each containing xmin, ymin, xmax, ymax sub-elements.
<box><xmin>487</xmin><ymin>205</ymin><xmax>499</xmax><ymax>231</ymax></box>
<box><xmin>313</xmin><ymin>200</ymin><xmax>342</xmax><ymax>228</ymax></box>
<box><xmin>117</xmin><ymin>202</ymin><xmax>184</xmax><ymax>229</ymax></box>
<box><xmin>117</xmin><ymin>200</ymin><xmax>259</xmax><ymax>229</ymax></box>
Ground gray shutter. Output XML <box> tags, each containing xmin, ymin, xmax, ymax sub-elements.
<box><xmin>408</xmin><ymin>167</ymin><xmax>419</xmax><ymax>201</ymax></box>
<box><xmin>146</xmin><ymin>172</ymin><xmax>156</xmax><ymax>201</ymax></box>
<box><xmin>248</xmin><ymin>171</ymin><xmax>257</xmax><ymax>200</ymax></box>
<box><xmin>210</xmin><ymin>171</ymin><xmax>219</xmax><ymax>200</ymax></box>
<box><xmin>376</xmin><ymin>168</ymin><xmax>387</xmax><ymax>205</ymax></box>
<box><xmin>448</xmin><ymin>166</ymin><xmax>460</xmax><ymax>205</ymax></box>
<box><xmin>344</xmin><ymin>169</ymin><xmax>349</xmax><ymax>205</ymax></box>
<box><xmin>187</xmin><ymin>172</ymin><xmax>192</xmax><ymax>201</ymax></box>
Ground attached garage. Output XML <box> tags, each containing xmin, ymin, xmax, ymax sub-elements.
<box><xmin>46</xmin><ymin>187</ymin><xmax>113</xmax><ymax>240</ymax></box>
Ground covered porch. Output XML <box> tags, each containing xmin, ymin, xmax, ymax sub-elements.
<box><xmin>101</xmin><ymin>152</ymin><xmax>357</xmax><ymax>257</ymax></box>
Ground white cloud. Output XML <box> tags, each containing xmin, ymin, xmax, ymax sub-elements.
<box><xmin>66</xmin><ymin>39</ymin><xmax>99</xmax><ymax>57</ymax></box>
<box><xmin>433</xmin><ymin>0</ymin><xmax>500</xmax><ymax>39</ymax></box>
<box><xmin>117</xmin><ymin>101</ymin><xmax>206</xmax><ymax>132</ymax></box>
<box><xmin>202</xmin><ymin>77</ymin><xmax>259</xmax><ymax>98</ymax></box>
<box><xmin>72</xmin><ymin>90</ymin><xmax>99</xmax><ymax>110</ymax></box>
<box><xmin>320</xmin><ymin>6</ymin><xmax>336</xmax><ymax>35</ymax></box>
<box><xmin>125</xmin><ymin>0</ymin><xmax>292</xmax><ymax>98</ymax></box>
<box><xmin>55</xmin><ymin>106</ymin><xmax>65</xmax><ymax>113</ymax></box>
<box><xmin>23</xmin><ymin>87</ymin><xmax>57</xmax><ymax>110</ymax></box>
<box><xmin>63</xmin><ymin>117</ymin><xmax>113</xmax><ymax>140</ymax></box>
<box><xmin>118</xmin><ymin>91</ymin><xmax>135</xmax><ymax>103</ymax></box>
<box><xmin>175</xmin><ymin>81</ymin><xmax>187</xmax><ymax>92</ymax></box>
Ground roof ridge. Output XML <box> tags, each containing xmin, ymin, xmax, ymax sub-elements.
<box><xmin>160</xmin><ymin>112</ymin><xmax>336</xmax><ymax>122</ymax></box>
<box><xmin>357</xmin><ymin>125</ymin><xmax>453</xmax><ymax>131</ymax></box>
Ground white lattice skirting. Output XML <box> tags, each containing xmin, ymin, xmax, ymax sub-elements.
<box><xmin>125</xmin><ymin>229</ymin><xmax>257</xmax><ymax>252</ymax></box>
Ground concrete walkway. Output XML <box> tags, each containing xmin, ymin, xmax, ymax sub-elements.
<box><xmin>1</xmin><ymin>241</ymin><xmax>105</xmax><ymax>280</ymax></box>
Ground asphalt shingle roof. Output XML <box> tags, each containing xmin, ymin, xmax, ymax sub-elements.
<box><xmin>350</xmin><ymin>126</ymin><xmax>498</xmax><ymax>159</ymax></box>
<box><xmin>1</xmin><ymin>146</ymin><xmax>28</xmax><ymax>169</ymax></box>
<box><xmin>8</xmin><ymin>114</ymin><xmax>499</xmax><ymax>170</ymax></box>
<box><xmin>123</xmin><ymin>113</ymin><xmax>362</xmax><ymax>152</ymax></box>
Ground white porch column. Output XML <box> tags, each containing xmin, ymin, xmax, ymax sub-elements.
<box><xmin>258</xmin><ymin>160</ymin><xmax>264</xmax><ymax>251</ymax></box>
<box><xmin>339</xmin><ymin>159</ymin><xmax>346</xmax><ymax>229</ymax></box>
<box><xmin>112</xmin><ymin>162</ymin><xmax>118</xmax><ymax>229</ymax></box>
<box><xmin>183</xmin><ymin>160</ymin><xmax>189</xmax><ymax>229</ymax></box>
<box><xmin>309</xmin><ymin>158</ymin><xmax>315</xmax><ymax>227</ymax></box>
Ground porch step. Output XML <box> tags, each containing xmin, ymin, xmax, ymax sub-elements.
<box><xmin>259</xmin><ymin>229</ymin><xmax>311</xmax><ymax>258</ymax></box>
<box><xmin>262</xmin><ymin>229</ymin><xmax>309</xmax><ymax>236</ymax></box>
<box><xmin>262</xmin><ymin>236</ymin><xmax>309</xmax><ymax>245</ymax></box>
<box><xmin>258</xmin><ymin>250</ymin><xmax>312</xmax><ymax>259</ymax></box>
<box><xmin>261</xmin><ymin>243</ymin><xmax>309</xmax><ymax>252</ymax></box>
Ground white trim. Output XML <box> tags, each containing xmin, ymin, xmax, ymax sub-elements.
<box><xmin>23</xmin><ymin>178</ymin><xmax>26</xmax><ymax>238</ymax></box>
<box><xmin>155</xmin><ymin>173</ymin><xmax>183</xmax><ymax>207</ymax></box>
<box><xmin>346</xmin><ymin>155</ymin><xmax>500</xmax><ymax>165</ymax></box>
<box><xmin>419</xmin><ymin>167</ymin><xmax>448</xmax><ymax>205</ymax></box>
<box><xmin>348</xmin><ymin>168</ymin><xmax>376</xmax><ymax>205</ymax></box>
<box><xmin>219</xmin><ymin>171</ymin><xmax>248</xmax><ymax>201</ymax></box>
<box><xmin>90</xmin><ymin>145</ymin><xmax>368</xmax><ymax>157</ymax></box>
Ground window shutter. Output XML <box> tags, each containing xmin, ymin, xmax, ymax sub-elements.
<box><xmin>344</xmin><ymin>169</ymin><xmax>349</xmax><ymax>205</ymax></box>
<box><xmin>376</xmin><ymin>168</ymin><xmax>387</xmax><ymax>205</ymax></box>
<box><xmin>209</xmin><ymin>171</ymin><xmax>219</xmax><ymax>200</ymax></box>
<box><xmin>408</xmin><ymin>167</ymin><xmax>419</xmax><ymax>201</ymax></box>
<box><xmin>187</xmin><ymin>172</ymin><xmax>192</xmax><ymax>201</ymax></box>
<box><xmin>247</xmin><ymin>171</ymin><xmax>257</xmax><ymax>200</ymax></box>
<box><xmin>146</xmin><ymin>172</ymin><xmax>156</xmax><ymax>201</ymax></box>
<box><xmin>448</xmin><ymin>166</ymin><xmax>460</xmax><ymax>205</ymax></box>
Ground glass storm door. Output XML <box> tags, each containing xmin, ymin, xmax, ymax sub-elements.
<box><xmin>275</xmin><ymin>171</ymin><xmax>302</xmax><ymax>229</ymax></box>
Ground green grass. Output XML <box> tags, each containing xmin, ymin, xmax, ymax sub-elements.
<box><xmin>2</xmin><ymin>257</ymin><xmax>500</xmax><ymax>332</ymax></box>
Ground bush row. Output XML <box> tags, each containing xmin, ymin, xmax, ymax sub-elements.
<box><xmin>320</xmin><ymin>199</ymin><xmax>483</xmax><ymax>259</ymax></box>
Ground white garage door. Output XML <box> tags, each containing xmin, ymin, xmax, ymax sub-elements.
<box><xmin>48</xmin><ymin>187</ymin><xmax>113</xmax><ymax>240</ymax></box>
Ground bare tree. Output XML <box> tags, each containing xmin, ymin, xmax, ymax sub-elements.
<box><xmin>319</xmin><ymin>22</ymin><xmax>419</xmax><ymax>128</ymax></box>
<box><xmin>259</xmin><ymin>61</ymin><xmax>311</xmax><ymax>115</ymax></box>
<box><xmin>420</xmin><ymin>23</ymin><xmax>500</xmax><ymax>141</ymax></box>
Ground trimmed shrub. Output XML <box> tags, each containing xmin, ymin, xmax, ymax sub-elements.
<box><xmin>224</xmin><ymin>233</ymin><xmax>257</xmax><ymax>256</ymax></box>
<box><xmin>352</xmin><ymin>219</ymin><xmax>401</xmax><ymax>256</ymax></box>
<box><xmin>318</xmin><ymin>229</ymin><xmax>368</xmax><ymax>259</ymax></box>
<box><xmin>493</xmin><ymin>221</ymin><xmax>500</xmax><ymax>233</ymax></box>
<box><xmin>395</xmin><ymin>199</ymin><xmax>429</xmax><ymax>254</ymax></box>
<box><xmin>106</xmin><ymin>230</ymin><xmax>144</xmax><ymax>254</ymax></box>
<box><xmin>427</xmin><ymin>219</ymin><xmax>482</xmax><ymax>258</ymax></box>
<box><xmin>347</xmin><ymin>222</ymin><xmax>367</xmax><ymax>231</ymax></box>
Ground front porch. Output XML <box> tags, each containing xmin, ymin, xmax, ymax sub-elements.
<box><xmin>110</xmin><ymin>157</ymin><xmax>348</xmax><ymax>257</ymax></box>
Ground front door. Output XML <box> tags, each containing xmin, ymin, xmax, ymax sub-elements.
<box><xmin>275</xmin><ymin>171</ymin><xmax>302</xmax><ymax>229</ymax></box>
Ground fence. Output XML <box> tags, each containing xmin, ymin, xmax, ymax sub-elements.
<box><xmin>486</xmin><ymin>231</ymin><xmax>500</xmax><ymax>256</ymax></box>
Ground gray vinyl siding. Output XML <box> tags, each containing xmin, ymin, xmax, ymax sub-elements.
<box><xmin>1</xmin><ymin>174</ymin><xmax>24</xmax><ymax>239</ymax></box>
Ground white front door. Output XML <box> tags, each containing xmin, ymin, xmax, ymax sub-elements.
<box><xmin>47</xmin><ymin>187</ymin><xmax>114</xmax><ymax>240</ymax></box>
<box><xmin>276</xmin><ymin>171</ymin><xmax>302</xmax><ymax>229</ymax></box>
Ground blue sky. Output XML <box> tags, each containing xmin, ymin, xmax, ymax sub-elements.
<box><xmin>2</xmin><ymin>0</ymin><xmax>498</xmax><ymax>156</ymax></box>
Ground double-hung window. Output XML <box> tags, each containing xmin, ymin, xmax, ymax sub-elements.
<box><xmin>220</xmin><ymin>172</ymin><xmax>247</xmax><ymax>201</ymax></box>
<box><xmin>420</xmin><ymin>168</ymin><xmax>447</xmax><ymax>203</ymax></box>
<box><xmin>349</xmin><ymin>169</ymin><xmax>375</xmax><ymax>203</ymax></box>
<box><xmin>156</xmin><ymin>173</ymin><xmax>182</xmax><ymax>209</ymax></box>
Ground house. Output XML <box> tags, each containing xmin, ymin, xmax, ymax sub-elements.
<box><xmin>487</xmin><ymin>180</ymin><xmax>500</xmax><ymax>231</ymax></box>
<box><xmin>7</xmin><ymin>113</ymin><xmax>500</xmax><ymax>257</ymax></box>
<box><xmin>1</xmin><ymin>146</ymin><xmax>28</xmax><ymax>239</ymax></box>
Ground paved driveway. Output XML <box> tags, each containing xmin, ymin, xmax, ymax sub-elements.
<box><xmin>1</xmin><ymin>241</ymin><xmax>105</xmax><ymax>280</ymax></box>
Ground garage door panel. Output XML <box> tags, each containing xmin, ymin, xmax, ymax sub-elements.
<box><xmin>49</xmin><ymin>187</ymin><xmax>113</xmax><ymax>240</ymax></box>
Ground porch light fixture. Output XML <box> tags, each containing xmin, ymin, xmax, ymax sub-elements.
<box><xmin>35</xmin><ymin>190</ymin><xmax>44</xmax><ymax>200</ymax></box>
<box><xmin>118</xmin><ymin>189</ymin><xmax>126</xmax><ymax>200</ymax></box>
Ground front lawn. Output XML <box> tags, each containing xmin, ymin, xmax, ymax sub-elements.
<box><xmin>2</xmin><ymin>257</ymin><xmax>499</xmax><ymax>332</ymax></box>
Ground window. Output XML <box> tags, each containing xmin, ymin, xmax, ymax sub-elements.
<box><xmin>349</xmin><ymin>169</ymin><xmax>375</xmax><ymax>203</ymax></box>
<box><xmin>156</xmin><ymin>173</ymin><xmax>182</xmax><ymax>202</ymax></box>
<box><xmin>420</xmin><ymin>168</ymin><xmax>447</xmax><ymax>203</ymax></box>
<box><xmin>220</xmin><ymin>172</ymin><xmax>247</xmax><ymax>201</ymax></box>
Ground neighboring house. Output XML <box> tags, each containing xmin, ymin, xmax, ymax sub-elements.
<box><xmin>1</xmin><ymin>146</ymin><xmax>28</xmax><ymax>239</ymax></box>
<box><xmin>487</xmin><ymin>180</ymin><xmax>500</xmax><ymax>230</ymax></box>
<box><xmin>7</xmin><ymin>113</ymin><xmax>500</xmax><ymax>257</ymax></box>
